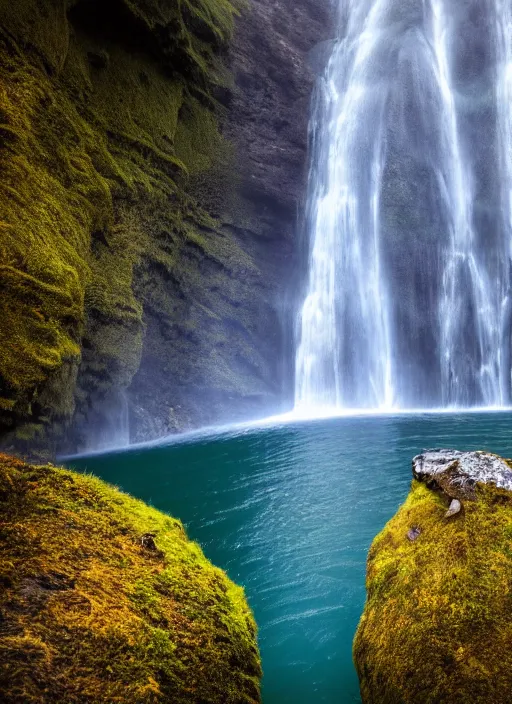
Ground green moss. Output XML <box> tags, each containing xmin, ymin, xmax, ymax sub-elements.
<box><xmin>175</xmin><ymin>96</ymin><xmax>228</xmax><ymax>174</ymax></box>
<box><xmin>0</xmin><ymin>453</ymin><xmax>261</xmax><ymax>702</ymax></box>
<box><xmin>0</xmin><ymin>54</ymin><xmax>102</xmax><ymax>424</ymax></box>
<box><xmin>0</xmin><ymin>0</ymin><xmax>244</xmax><ymax>445</ymax></box>
<box><xmin>353</xmin><ymin>475</ymin><xmax>512</xmax><ymax>704</ymax></box>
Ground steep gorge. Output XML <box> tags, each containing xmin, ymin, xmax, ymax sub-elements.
<box><xmin>0</xmin><ymin>0</ymin><xmax>330</xmax><ymax>457</ymax></box>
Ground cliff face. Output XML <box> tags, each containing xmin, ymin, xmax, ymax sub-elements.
<box><xmin>354</xmin><ymin>450</ymin><xmax>512</xmax><ymax>704</ymax></box>
<box><xmin>0</xmin><ymin>453</ymin><xmax>261</xmax><ymax>702</ymax></box>
<box><xmin>0</xmin><ymin>0</ymin><xmax>331</xmax><ymax>456</ymax></box>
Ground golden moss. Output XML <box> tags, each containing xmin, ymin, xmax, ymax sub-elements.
<box><xmin>353</xmin><ymin>475</ymin><xmax>512</xmax><ymax>704</ymax></box>
<box><xmin>0</xmin><ymin>0</ymin><xmax>242</xmax><ymax>445</ymax></box>
<box><xmin>0</xmin><ymin>453</ymin><xmax>261</xmax><ymax>703</ymax></box>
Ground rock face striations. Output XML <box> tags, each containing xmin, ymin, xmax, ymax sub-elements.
<box><xmin>129</xmin><ymin>0</ymin><xmax>331</xmax><ymax>445</ymax></box>
<box><xmin>0</xmin><ymin>453</ymin><xmax>261</xmax><ymax>703</ymax></box>
<box><xmin>0</xmin><ymin>0</ymin><xmax>331</xmax><ymax>457</ymax></box>
<box><xmin>354</xmin><ymin>449</ymin><xmax>512</xmax><ymax>704</ymax></box>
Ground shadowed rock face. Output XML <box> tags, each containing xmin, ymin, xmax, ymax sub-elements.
<box><xmin>128</xmin><ymin>0</ymin><xmax>333</xmax><ymax>444</ymax></box>
<box><xmin>226</xmin><ymin>0</ymin><xmax>332</xmax><ymax>222</ymax></box>
<box><xmin>413</xmin><ymin>449</ymin><xmax>512</xmax><ymax>498</ymax></box>
<box><xmin>0</xmin><ymin>0</ymin><xmax>331</xmax><ymax>457</ymax></box>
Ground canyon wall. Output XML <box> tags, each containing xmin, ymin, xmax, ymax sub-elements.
<box><xmin>0</xmin><ymin>0</ymin><xmax>331</xmax><ymax>457</ymax></box>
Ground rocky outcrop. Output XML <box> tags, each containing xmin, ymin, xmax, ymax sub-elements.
<box><xmin>413</xmin><ymin>449</ymin><xmax>512</xmax><ymax>496</ymax></box>
<box><xmin>225</xmin><ymin>0</ymin><xmax>330</xmax><ymax>219</ymax></box>
<box><xmin>0</xmin><ymin>453</ymin><xmax>261</xmax><ymax>703</ymax></box>
<box><xmin>354</xmin><ymin>449</ymin><xmax>512</xmax><ymax>704</ymax></box>
<box><xmin>0</xmin><ymin>0</ymin><xmax>331</xmax><ymax>457</ymax></box>
<box><xmin>128</xmin><ymin>0</ymin><xmax>332</xmax><ymax>443</ymax></box>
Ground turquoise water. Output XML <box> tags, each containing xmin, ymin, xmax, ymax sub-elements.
<box><xmin>67</xmin><ymin>412</ymin><xmax>512</xmax><ymax>703</ymax></box>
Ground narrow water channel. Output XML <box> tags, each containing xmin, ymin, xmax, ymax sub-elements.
<box><xmin>67</xmin><ymin>411</ymin><xmax>512</xmax><ymax>703</ymax></box>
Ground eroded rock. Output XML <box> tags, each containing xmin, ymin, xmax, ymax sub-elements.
<box><xmin>0</xmin><ymin>0</ymin><xmax>332</xmax><ymax>457</ymax></box>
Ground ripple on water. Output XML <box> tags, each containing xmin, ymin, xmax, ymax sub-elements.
<box><xmin>67</xmin><ymin>412</ymin><xmax>512</xmax><ymax>704</ymax></box>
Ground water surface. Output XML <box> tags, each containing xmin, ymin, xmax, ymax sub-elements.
<box><xmin>67</xmin><ymin>412</ymin><xmax>512</xmax><ymax>703</ymax></box>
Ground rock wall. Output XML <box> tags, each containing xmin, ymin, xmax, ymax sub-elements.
<box><xmin>0</xmin><ymin>0</ymin><xmax>331</xmax><ymax>457</ymax></box>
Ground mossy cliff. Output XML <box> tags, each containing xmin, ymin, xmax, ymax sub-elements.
<box><xmin>0</xmin><ymin>453</ymin><xmax>261</xmax><ymax>702</ymax></box>
<box><xmin>0</xmin><ymin>0</ymin><xmax>330</xmax><ymax>456</ymax></box>
<box><xmin>354</xmin><ymin>450</ymin><xmax>512</xmax><ymax>704</ymax></box>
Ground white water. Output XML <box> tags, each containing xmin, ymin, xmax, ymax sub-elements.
<box><xmin>295</xmin><ymin>0</ymin><xmax>512</xmax><ymax>412</ymax></box>
<box><xmin>83</xmin><ymin>389</ymin><xmax>130</xmax><ymax>453</ymax></box>
<box><xmin>496</xmin><ymin>0</ymin><xmax>512</xmax><ymax>403</ymax></box>
<box><xmin>431</xmin><ymin>0</ymin><xmax>488</xmax><ymax>406</ymax></box>
<box><xmin>295</xmin><ymin>0</ymin><xmax>394</xmax><ymax>411</ymax></box>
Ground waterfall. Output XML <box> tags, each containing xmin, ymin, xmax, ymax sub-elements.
<box><xmin>295</xmin><ymin>0</ymin><xmax>394</xmax><ymax>411</ymax></box>
<box><xmin>83</xmin><ymin>390</ymin><xmax>130</xmax><ymax>452</ymax></box>
<box><xmin>432</xmin><ymin>0</ymin><xmax>501</xmax><ymax>407</ymax></box>
<box><xmin>295</xmin><ymin>0</ymin><xmax>512</xmax><ymax>411</ymax></box>
<box><xmin>496</xmin><ymin>0</ymin><xmax>512</xmax><ymax>404</ymax></box>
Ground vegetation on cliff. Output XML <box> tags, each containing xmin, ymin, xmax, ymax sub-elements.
<box><xmin>354</xmin><ymin>456</ymin><xmax>512</xmax><ymax>704</ymax></box>
<box><xmin>0</xmin><ymin>453</ymin><xmax>261</xmax><ymax>703</ymax></box>
<box><xmin>0</xmin><ymin>0</ymin><xmax>271</xmax><ymax>455</ymax></box>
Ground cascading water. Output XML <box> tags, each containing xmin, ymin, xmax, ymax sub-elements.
<box><xmin>295</xmin><ymin>0</ymin><xmax>394</xmax><ymax>411</ymax></box>
<box><xmin>295</xmin><ymin>0</ymin><xmax>512</xmax><ymax>411</ymax></box>
<box><xmin>496</xmin><ymin>0</ymin><xmax>512</xmax><ymax>405</ymax></box>
<box><xmin>431</xmin><ymin>0</ymin><xmax>493</xmax><ymax>407</ymax></box>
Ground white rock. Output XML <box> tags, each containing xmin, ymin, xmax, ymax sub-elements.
<box><xmin>413</xmin><ymin>449</ymin><xmax>512</xmax><ymax>493</ymax></box>
<box><xmin>445</xmin><ymin>498</ymin><xmax>462</xmax><ymax>518</ymax></box>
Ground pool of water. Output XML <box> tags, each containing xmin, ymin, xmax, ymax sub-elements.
<box><xmin>66</xmin><ymin>411</ymin><xmax>512</xmax><ymax>703</ymax></box>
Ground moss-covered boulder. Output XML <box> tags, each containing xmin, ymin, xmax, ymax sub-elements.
<box><xmin>0</xmin><ymin>453</ymin><xmax>261</xmax><ymax>703</ymax></box>
<box><xmin>354</xmin><ymin>449</ymin><xmax>512</xmax><ymax>704</ymax></box>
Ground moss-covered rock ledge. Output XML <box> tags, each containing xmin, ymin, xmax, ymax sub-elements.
<box><xmin>0</xmin><ymin>0</ymin><xmax>332</xmax><ymax>456</ymax></box>
<box><xmin>0</xmin><ymin>453</ymin><xmax>261</xmax><ymax>703</ymax></box>
<box><xmin>354</xmin><ymin>449</ymin><xmax>512</xmax><ymax>704</ymax></box>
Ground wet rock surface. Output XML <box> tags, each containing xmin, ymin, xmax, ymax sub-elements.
<box><xmin>129</xmin><ymin>0</ymin><xmax>333</xmax><ymax>443</ymax></box>
<box><xmin>0</xmin><ymin>0</ymin><xmax>332</xmax><ymax>456</ymax></box>
<box><xmin>226</xmin><ymin>0</ymin><xmax>332</xmax><ymax>222</ymax></box>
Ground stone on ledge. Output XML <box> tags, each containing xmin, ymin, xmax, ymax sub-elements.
<box><xmin>413</xmin><ymin>449</ymin><xmax>512</xmax><ymax>498</ymax></box>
